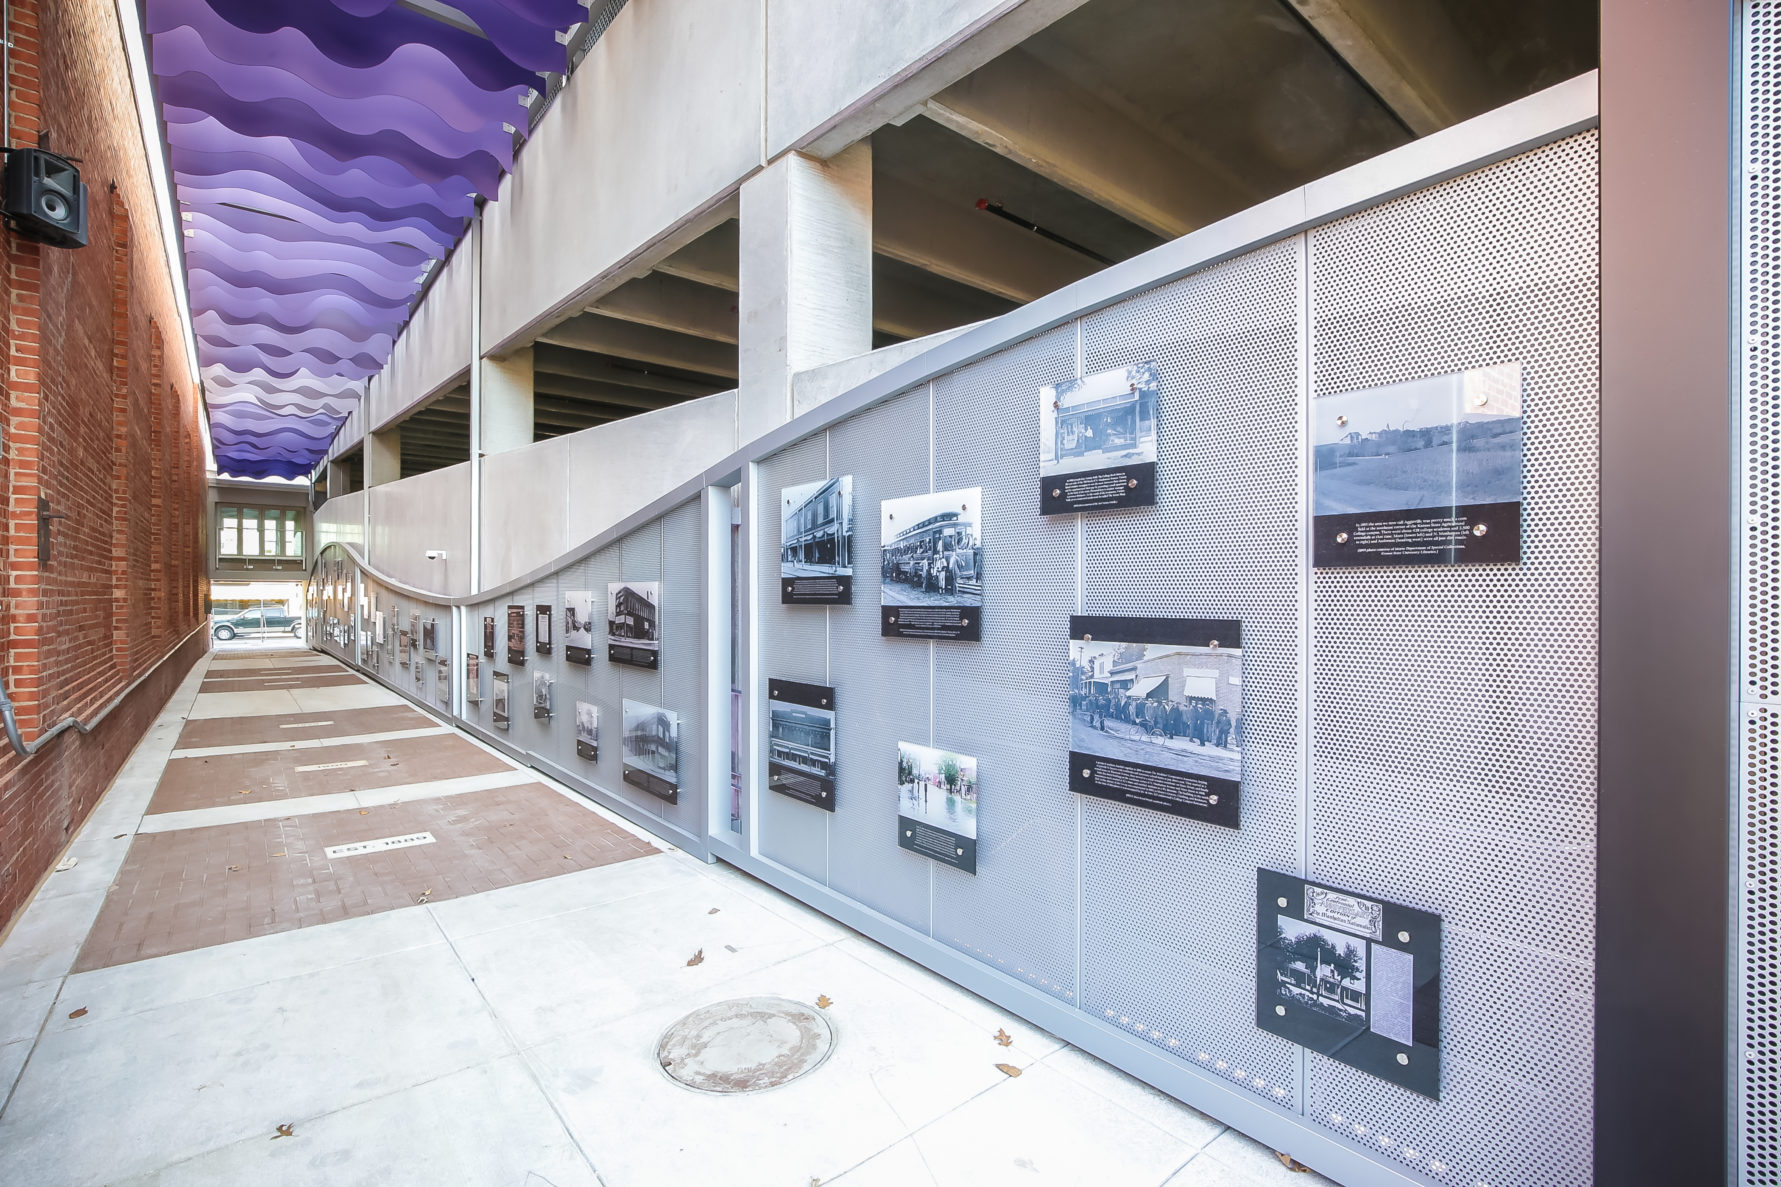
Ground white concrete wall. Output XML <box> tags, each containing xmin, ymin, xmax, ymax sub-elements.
<box><xmin>366</xmin><ymin>462</ymin><xmax>473</xmax><ymax>595</ymax></box>
<box><xmin>369</xmin><ymin>246</ymin><xmax>473</xmax><ymax>431</ymax></box>
<box><xmin>480</xmin><ymin>389</ymin><xmax>736</xmax><ymax>587</ymax></box>
<box><xmin>314</xmin><ymin>491</ymin><xmax>366</xmax><ymax>550</ymax></box>
<box><xmin>765</xmin><ymin>0</ymin><xmax>1090</xmax><ymax>156</ymax></box>
<box><xmin>479</xmin><ymin>0</ymin><xmax>766</xmax><ymax>352</ymax></box>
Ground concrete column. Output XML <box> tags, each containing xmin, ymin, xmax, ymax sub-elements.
<box><xmin>365</xmin><ymin>425</ymin><xmax>402</xmax><ymax>487</ymax></box>
<box><xmin>738</xmin><ymin>143</ymin><xmax>873</xmax><ymax>444</ymax></box>
<box><xmin>326</xmin><ymin>459</ymin><xmax>351</xmax><ymax>497</ymax></box>
<box><xmin>479</xmin><ymin>345</ymin><xmax>534</xmax><ymax>456</ymax></box>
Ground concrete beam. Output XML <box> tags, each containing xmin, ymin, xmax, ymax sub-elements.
<box><xmin>874</xmin><ymin>173</ymin><xmax>1093</xmax><ymax>304</ymax></box>
<box><xmin>590</xmin><ymin>272</ymin><xmax>740</xmax><ymax>344</ymax></box>
<box><xmin>1286</xmin><ymin>0</ymin><xmax>1498</xmax><ymax>136</ymax></box>
<box><xmin>365</xmin><ymin>425</ymin><xmax>402</xmax><ymax>488</ymax></box>
<box><xmin>873</xmin><ymin>257</ymin><xmax>1014</xmax><ymax>340</ymax></box>
<box><xmin>531</xmin><ymin>343</ymin><xmax>727</xmax><ymax>396</ymax></box>
<box><xmin>479</xmin><ymin>345</ymin><xmax>534</xmax><ymax>456</ymax></box>
<box><xmin>924</xmin><ymin>49</ymin><xmax>1252</xmax><ymax>238</ymax></box>
<box><xmin>654</xmin><ymin>220</ymin><xmax>740</xmax><ymax>292</ymax></box>
<box><xmin>538</xmin><ymin>312</ymin><xmax>740</xmax><ymax>379</ymax></box>
<box><xmin>532</xmin><ymin>373</ymin><xmax>683</xmax><ymax>411</ymax></box>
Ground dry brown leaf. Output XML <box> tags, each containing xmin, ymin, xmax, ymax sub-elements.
<box><xmin>708</xmin><ymin>907</ymin><xmax>720</xmax><ymax>915</ymax></box>
<box><xmin>686</xmin><ymin>949</ymin><xmax>705</xmax><ymax>967</ymax></box>
<box><xmin>68</xmin><ymin>1007</ymin><xmax>87</xmax><ymax>1019</ymax></box>
<box><xmin>359</xmin><ymin>809</ymin><xmax>369</xmax><ymax>815</ymax></box>
<box><xmin>271</xmin><ymin>852</ymin><xmax>286</xmax><ymax>858</ymax></box>
<box><xmin>227</xmin><ymin>864</ymin><xmax>242</xmax><ymax>872</ymax></box>
<box><xmin>995</xmin><ymin>1063</ymin><xmax>1022</xmax><ymax>1078</ymax></box>
<box><xmin>1275</xmin><ymin>1153</ymin><xmax>1311</xmax><ymax>1173</ymax></box>
<box><xmin>236</xmin><ymin>789</ymin><xmax>252</xmax><ymax>796</ymax></box>
<box><xmin>994</xmin><ymin>1029</ymin><xmax>1013</xmax><ymax>1047</ymax></box>
<box><xmin>113</xmin><ymin>834</ymin><xmax>126</xmax><ymax>840</ymax></box>
<box><xmin>815</xmin><ymin>995</ymin><xmax>832</xmax><ymax>1009</ymax></box>
<box><xmin>272</xmin><ymin>1124</ymin><xmax>294</xmax><ymax>1140</ymax></box>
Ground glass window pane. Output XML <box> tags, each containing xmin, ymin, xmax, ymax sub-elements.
<box><xmin>263</xmin><ymin>513</ymin><xmax>279</xmax><ymax>556</ymax></box>
<box><xmin>241</xmin><ymin>508</ymin><xmax>260</xmax><ymax>556</ymax></box>
<box><xmin>282</xmin><ymin>511</ymin><xmax>300</xmax><ymax>557</ymax></box>
<box><xmin>219</xmin><ymin>506</ymin><xmax>238</xmax><ymax>556</ymax></box>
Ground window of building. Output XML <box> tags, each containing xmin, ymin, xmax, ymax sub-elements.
<box><xmin>217</xmin><ymin>506</ymin><xmax>305</xmax><ymax>559</ymax></box>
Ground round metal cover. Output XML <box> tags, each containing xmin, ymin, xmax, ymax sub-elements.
<box><xmin>656</xmin><ymin>996</ymin><xmax>834</xmax><ymax>1094</ymax></box>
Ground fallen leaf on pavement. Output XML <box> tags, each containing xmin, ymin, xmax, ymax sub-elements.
<box><xmin>227</xmin><ymin>865</ymin><xmax>242</xmax><ymax>872</ymax></box>
<box><xmin>271</xmin><ymin>852</ymin><xmax>286</xmax><ymax>858</ymax></box>
<box><xmin>237</xmin><ymin>789</ymin><xmax>252</xmax><ymax>796</ymax></box>
<box><xmin>1275</xmin><ymin>1153</ymin><xmax>1312</xmax><ymax>1173</ymax></box>
<box><xmin>272</xmin><ymin>1124</ymin><xmax>294</xmax><ymax>1140</ymax></box>
<box><xmin>994</xmin><ymin>1029</ymin><xmax>1013</xmax><ymax>1047</ymax></box>
<box><xmin>68</xmin><ymin>1007</ymin><xmax>87</xmax><ymax>1019</ymax></box>
<box><xmin>815</xmin><ymin>995</ymin><xmax>832</xmax><ymax>1009</ymax></box>
<box><xmin>686</xmin><ymin>949</ymin><xmax>704</xmax><ymax>966</ymax></box>
<box><xmin>708</xmin><ymin>907</ymin><xmax>720</xmax><ymax>915</ymax></box>
<box><xmin>359</xmin><ymin>809</ymin><xmax>369</xmax><ymax>815</ymax></box>
<box><xmin>113</xmin><ymin>834</ymin><xmax>126</xmax><ymax>840</ymax></box>
<box><xmin>995</xmin><ymin>1063</ymin><xmax>1021</xmax><ymax>1078</ymax></box>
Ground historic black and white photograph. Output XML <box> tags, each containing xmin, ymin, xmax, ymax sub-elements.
<box><xmin>1313</xmin><ymin>362</ymin><xmax>1523</xmax><ymax>567</ymax></box>
<box><xmin>483</xmin><ymin>615</ymin><xmax>495</xmax><ymax>658</ymax></box>
<box><xmin>575</xmin><ymin>701</ymin><xmax>599</xmax><ymax>761</ymax></box>
<box><xmin>374</xmin><ymin>611</ymin><xmax>385</xmax><ymax>645</ymax></box>
<box><xmin>896</xmin><ymin>741</ymin><xmax>977</xmax><ymax>874</ymax></box>
<box><xmin>492</xmin><ymin>671</ymin><xmax>510</xmax><ymax>729</ymax></box>
<box><xmin>1068</xmin><ymin>615</ymin><xmax>1242</xmax><ymax>828</ymax></box>
<box><xmin>1039</xmin><ymin>360</ymin><xmax>1160</xmax><ymax>514</ymax></box>
<box><xmin>421</xmin><ymin>618</ymin><xmax>437</xmax><ymax>656</ymax></box>
<box><xmin>436</xmin><ymin>658</ymin><xmax>450</xmax><ymax>707</ymax></box>
<box><xmin>465</xmin><ymin>653</ymin><xmax>480</xmax><ymax>704</ymax></box>
<box><xmin>1272</xmin><ymin>917</ymin><xmax>1368</xmax><ymax>1025</ymax></box>
<box><xmin>767</xmin><ymin>680</ymin><xmax>836</xmax><ymax>810</ymax></box>
<box><xmin>532</xmin><ymin>670</ymin><xmax>552</xmax><ymax>719</ymax></box>
<box><xmin>622</xmin><ymin>698</ymin><xmax>679</xmax><ymax>803</ymax></box>
<box><xmin>564</xmin><ymin>590</ymin><xmax>595</xmax><ymax>664</ymax></box>
<box><xmin>409</xmin><ymin>613</ymin><xmax>419</xmax><ymax>655</ymax></box>
<box><xmin>780</xmin><ymin>476</ymin><xmax>854</xmax><ymax>605</ymax></box>
<box><xmin>608</xmin><ymin>581</ymin><xmax>660</xmax><ymax>669</ymax></box>
<box><xmin>880</xmin><ymin>487</ymin><xmax>983</xmax><ymax>642</ymax></box>
<box><xmin>506</xmin><ymin>604</ymin><xmax>527</xmax><ymax>665</ymax></box>
<box><xmin>1256</xmin><ymin>869</ymin><xmax>1442</xmax><ymax>1099</ymax></box>
<box><xmin>398</xmin><ymin>629</ymin><xmax>411</xmax><ymax>667</ymax></box>
<box><xmin>535</xmin><ymin>603</ymin><xmax>552</xmax><ymax>655</ymax></box>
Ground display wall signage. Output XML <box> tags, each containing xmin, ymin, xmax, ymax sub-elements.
<box><xmin>1039</xmin><ymin>361</ymin><xmax>1160</xmax><ymax>515</ymax></box>
<box><xmin>436</xmin><ymin>658</ymin><xmax>451</xmax><ymax>706</ymax></box>
<box><xmin>608</xmin><ymin>581</ymin><xmax>660</xmax><ymax>669</ymax></box>
<box><xmin>398</xmin><ymin>629</ymin><xmax>411</xmax><ymax>667</ymax></box>
<box><xmin>465</xmin><ymin>653</ymin><xmax>480</xmax><ymax>703</ymax></box>
<box><xmin>492</xmin><ymin>671</ymin><xmax>510</xmax><ymax>729</ymax></box>
<box><xmin>409</xmin><ymin>612</ymin><xmax>420</xmax><ymax>655</ymax></box>
<box><xmin>564</xmin><ymin>591</ymin><xmax>595</xmax><ymax>665</ymax></box>
<box><xmin>1313</xmin><ymin>362</ymin><xmax>1522</xmax><ymax>567</ymax></box>
<box><xmin>896</xmin><ymin>741</ymin><xmax>977</xmax><ymax>874</ymax></box>
<box><xmin>1256</xmin><ymin>869</ymin><xmax>1441</xmax><ymax>1099</ymax></box>
<box><xmin>881</xmin><ymin>487</ymin><xmax>983</xmax><ymax>642</ymax></box>
<box><xmin>1068</xmin><ymin>616</ymin><xmax>1242</xmax><ymax>828</ymax></box>
<box><xmin>767</xmin><ymin>680</ymin><xmax>836</xmax><ymax>810</ymax></box>
<box><xmin>482</xmin><ymin>616</ymin><xmax>496</xmax><ymax>659</ymax></box>
<box><xmin>622</xmin><ymin>698</ymin><xmax>679</xmax><ymax>802</ymax></box>
<box><xmin>532</xmin><ymin>671</ymin><xmax>553</xmax><ymax>719</ymax></box>
<box><xmin>506</xmin><ymin>605</ymin><xmax>527</xmax><ymax>665</ymax></box>
<box><xmin>780</xmin><ymin>476</ymin><xmax>854</xmax><ymax>605</ymax></box>
<box><xmin>421</xmin><ymin>618</ymin><xmax>438</xmax><ymax>657</ymax></box>
<box><xmin>374</xmin><ymin>611</ymin><xmax>385</xmax><ymax>645</ymax></box>
<box><xmin>575</xmin><ymin>701</ymin><xmax>599</xmax><ymax>761</ymax></box>
<box><xmin>535</xmin><ymin>604</ymin><xmax>553</xmax><ymax>656</ymax></box>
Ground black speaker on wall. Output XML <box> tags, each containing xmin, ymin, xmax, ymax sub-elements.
<box><xmin>2</xmin><ymin>148</ymin><xmax>87</xmax><ymax>249</ymax></box>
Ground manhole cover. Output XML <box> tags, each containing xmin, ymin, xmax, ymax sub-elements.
<box><xmin>656</xmin><ymin>996</ymin><xmax>834</xmax><ymax>1094</ymax></box>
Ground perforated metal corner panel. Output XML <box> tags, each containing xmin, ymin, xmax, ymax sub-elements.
<box><xmin>1309</xmin><ymin>132</ymin><xmax>1599</xmax><ymax>1187</ymax></box>
<box><xmin>1748</xmin><ymin>8</ymin><xmax>1781</xmax><ymax>1181</ymax></box>
<box><xmin>1078</xmin><ymin>238</ymin><xmax>1304</xmax><ymax>1105</ymax></box>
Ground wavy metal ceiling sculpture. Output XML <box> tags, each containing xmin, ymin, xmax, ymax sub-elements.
<box><xmin>145</xmin><ymin>0</ymin><xmax>585</xmax><ymax>479</ymax></box>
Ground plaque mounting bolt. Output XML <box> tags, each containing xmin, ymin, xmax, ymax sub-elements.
<box><xmin>1471</xmin><ymin>523</ymin><xmax>1488</xmax><ymax>537</ymax></box>
<box><xmin>1335</xmin><ymin>531</ymin><xmax>1351</xmax><ymax>545</ymax></box>
<box><xmin>1396</xmin><ymin>1053</ymin><xmax>1409</xmax><ymax>1065</ymax></box>
<box><xmin>1397</xmin><ymin>930</ymin><xmax>1410</xmax><ymax>943</ymax></box>
<box><xmin>1336</xmin><ymin>415</ymin><xmax>1348</xmax><ymax>427</ymax></box>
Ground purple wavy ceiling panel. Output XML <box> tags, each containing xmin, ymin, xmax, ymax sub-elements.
<box><xmin>146</xmin><ymin>0</ymin><xmax>579</xmax><ymax>479</ymax></box>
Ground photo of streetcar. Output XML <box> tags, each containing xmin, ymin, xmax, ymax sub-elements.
<box><xmin>879</xmin><ymin>487</ymin><xmax>983</xmax><ymax>608</ymax></box>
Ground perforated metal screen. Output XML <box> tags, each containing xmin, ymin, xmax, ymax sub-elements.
<box><xmin>316</xmin><ymin>121</ymin><xmax>1600</xmax><ymax>1187</ymax></box>
<box><xmin>1747</xmin><ymin>6</ymin><xmax>1781</xmax><ymax>1182</ymax></box>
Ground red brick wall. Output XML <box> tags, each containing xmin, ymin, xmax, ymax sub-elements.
<box><xmin>0</xmin><ymin>0</ymin><xmax>209</xmax><ymax>930</ymax></box>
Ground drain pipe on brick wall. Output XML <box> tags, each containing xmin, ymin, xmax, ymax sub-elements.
<box><xmin>0</xmin><ymin>624</ymin><xmax>208</xmax><ymax>757</ymax></box>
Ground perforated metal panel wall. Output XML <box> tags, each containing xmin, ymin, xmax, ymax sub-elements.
<box><xmin>1747</xmin><ymin>7</ymin><xmax>1781</xmax><ymax>1182</ymax></box>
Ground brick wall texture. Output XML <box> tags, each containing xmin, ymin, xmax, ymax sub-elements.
<box><xmin>0</xmin><ymin>0</ymin><xmax>209</xmax><ymax>931</ymax></box>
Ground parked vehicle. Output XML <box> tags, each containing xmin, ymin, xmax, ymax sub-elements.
<box><xmin>213</xmin><ymin>610</ymin><xmax>301</xmax><ymax>640</ymax></box>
